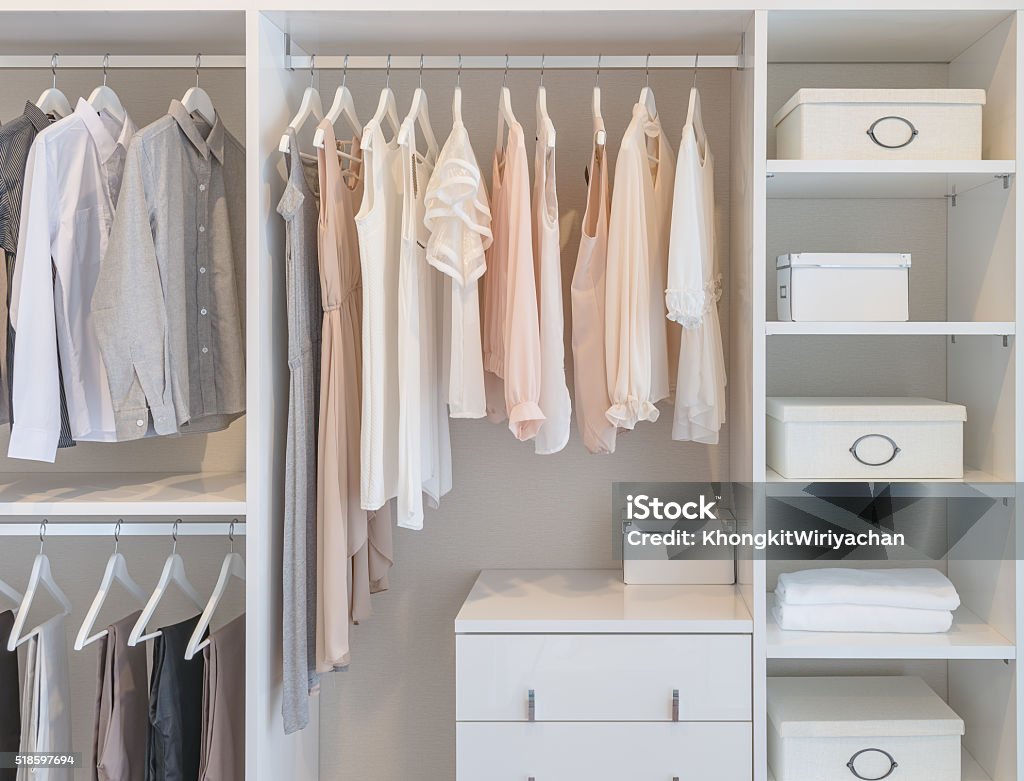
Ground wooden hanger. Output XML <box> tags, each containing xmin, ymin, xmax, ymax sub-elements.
<box><xmin>398</xmin><ymin>55</ymin><xmax>439</xmax><ymax>159</ymax></box>
<box><xmin>36</xmin><ymin>53</ymin><xmax>73</xmax><ymax>119</ymax></box>
<box><xmin>184</xmin><ymin>521</ymin><xmax>245</xmax><ymax>660</ymax></box>
<box><xmin>280</xmin><ymin>54</ymin><xmax>324</xmax><ymax>154</ymax></box>
<box><xmin>315</xmin><ymin>54</ymin><xmax>363</xmax><ymax>151</ymax></box>
<box><xmin>7</xmin><ymin>522</ymin><xmax>72</xmax><ymax>651</ymax></box>
<box><xmin>536</xmin><ymin>55</ymin><xmax>556</xmax><ymax>150</ymax></box>
<box><xmin>74</xmin><ymin>521</ymin><xmax>148</xmax><ymax>650</ymax></box>
<box><xmin>128</xmin><ymin>521</ymin><xmax>205</xmax><ymax>647</ymax></box>
<box><xmin>182</xmin><ymin>54</ymin><xmax>217</xmax><ymax>127</ymax></box>
<box><xmin>88</xmin><ymin>54</ymin><xmax>127</xmax><ymax>124</ymax></box>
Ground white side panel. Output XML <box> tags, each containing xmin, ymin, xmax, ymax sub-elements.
<box><xmin>247</xmin><ymin>11</ymin><xmax>319</xmax><ymax>781</ymax></box>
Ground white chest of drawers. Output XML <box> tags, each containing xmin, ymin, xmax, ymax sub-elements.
<box><xmin>455</xmin><ymin>570</ymin><xmax>754</xmax><ymax>781</ymax></box>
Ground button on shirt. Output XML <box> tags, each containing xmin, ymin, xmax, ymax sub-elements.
<box><xmin>93</xmin><ymin>101</ymin><xmax>245</xmax><ymax>440</ymax></box>
<box><xmin>8</xmin><ymin>99</ymin><xmax>135</xmax><ymax>462</ymax></box>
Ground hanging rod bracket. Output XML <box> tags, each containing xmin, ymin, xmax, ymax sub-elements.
<box><xmin>996</xmin><ymin>173</ymin><xmax>1012</xmax><ymax>190</ymax></box>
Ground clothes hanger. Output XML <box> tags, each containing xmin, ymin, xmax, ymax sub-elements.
<box><xmin>687</xmin><ymin>54</ymin><xmax>708</xmax><ymax>151</ymax></box>
<box><xmin>88</xmin><ymin>54</ymin><xmax>127</xmax><ymax>124</ymax></box>
<box><xmin>74</xmin><ymin>520</ymin><xmax>148</xmax><ymax>651</ymax></box>
<box><xmin>0</xmin><ymin>578</ymin><xmax>22</xmax><ymax>610</ymax></box>
<box><xmin>367</xmin><ymin>53</ymin><xmax>401</xmax><ymax>143</ymax></box>
<box><xmin>314</xmin><ymin>54</ymin><xmax>363</xmax><ymax>151</ymax></box>
<box><xmin>639</xmin><ymin>53</ymin><xmax>658</xmax><ymax>120</ymax></box>
<box><xmin>452</xmin><ymin>54</ymin><xmax>464</xmax><ymax>124</ymax></box>
<box><xmin>36</xmin><ymin>53</ymin><xmax>73</xmax><ymax>120</ymax></box>
<box><xmin>7</xmin><ymin>521</ymin><xmax>73</xmax><ymax>651</ymax></box>
<box><xmin>127</xmin><ymin>520</ymin><xmax>205</xmax><ymax>647</ymax></box>
<box><xmin>496</xmin><ymin>54</ymin><xmax>517</xmax><ymax>154</ymax></box>
<box><xmin>184</xmin><ymin>521</ymin><xmax>245</xmax><ymax>660</ymax></box>
<box><xmin>182</xmin><ymin>54</ymin><xmax>217</xmax><ymax>127</ymax></box>
<box><xmin>536</xmin><ymin>54</ymin><xmax>556</xmax><ymax>149</ymax></box>
<box><xmin>279</xmin><ymin>54</ymin><xmax>324</xmax><ymax>155</ymax></box>
<box><xmin>398</xmin><ymin>55</ymin><xmax>440</xmax><ymax>160</ymax></box>
<box><xmin>593</xmin><ymin>55</ymin><xmax>606</xmax><ymax>147</ymax></box>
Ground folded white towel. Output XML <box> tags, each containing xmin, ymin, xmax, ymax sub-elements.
<box><xmin>776</xmin><ymin>568</ymin><xmax>960</xmax><ymax>611</ymax></box>
<box><xmin>772</xmin><ymin>601</ymin><xmax>954</xmax><ymax>634</ymax></box>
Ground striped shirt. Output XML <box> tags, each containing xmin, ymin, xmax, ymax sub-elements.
<box><xmin>0</xmin><ymin>102</ymin><xmax>74</xmax><ymax>447</ymax></box>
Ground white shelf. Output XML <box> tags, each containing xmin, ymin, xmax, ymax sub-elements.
<box><xmin>455</xmin><ymin>570</ymin><xmax>753</xmax><ymax>634</ymax></box>
<box><xmin>765</xmin><ymin>467</ymin><xmax>1014</xmax><ymax>497</ymax></box>
<box><xmin>767</xmin><ymin>598</ymin><xmax>1014</xmax><ymax>661</ymax></box>
<box><xmin>0</xmin><ymin>471</ymin><xmax>245</xmax><ymax>516</ymax></box>
<box><xmin>766</xmin><ymin>321</ymin><xmax>1015</xmax><ymax>337</ymax></box>
<box><xmin>766</xmin><ymin>159</ymin><xmax>1015</xmax><ymax>199</ymax></box>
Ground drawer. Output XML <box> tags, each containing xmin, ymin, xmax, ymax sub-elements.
<box><xmin>457</xmin><ymin>721</ymin><xmax>752</xmax><ymax>781</ymax></box>
<box><xmin>456</xmin><ymin>634</ymin><xmax>750</xmax><ymax>722</ymax></box>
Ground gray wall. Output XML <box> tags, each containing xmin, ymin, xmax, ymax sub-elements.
<box><xmin>306</xmin><ymin>65</ymin><xmax>734</xmax><ymax>781</ymax></box>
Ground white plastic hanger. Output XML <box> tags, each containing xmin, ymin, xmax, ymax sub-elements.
<box><xmin>314</xmin><ymin>54</ymin><xmax>362</xmax><ymax>151</ymax></box>
<box><xmin>593</xmin><ymin>55</ymin><xmax>606</xmax><ymax>147</ymax></box>
<box><xmin>280</xmin><ymin>54</ymin><xmax>324</xmax><ymax>155</ymax></box>
<box><xmin>36</xmin><ymin>53</ymin><xmax>73</xmax><ymax>119</ymax></box>
<box><xmin>496</xmin><ymin>54</ymin><xmax>517</xmax><ymax>153</ymax></box>
<box><xmin>0</xmin><ymin>578</ymin><xmax>22</xmax><ymax>609</ymax></box>
<box><xmin>74</xmin><ymin>521</ymin><xmax>148</xmax><ymax>651</ymax></box>
<box><xmin>398</xmin><ymin>56</ymin><xmax>440</xmax><ymax>156</ymax></box>
<box><xmin>639</xmin><ymin>53</ymin><xmax>658</xmax><ymax>119</ymax></box>
<box><xmin>452</xmin><ymin>55</ymin><xmax>465</xmax><ymax>125</ymax></box>
<box><xmin>536</xmin><ymin>55</ymin><xmax>556</xmax><ymax>150</ymax></box>
<box><xmin>184</xmin><ymin>521</ymin><xmax>245</xmax><ymax>660</ymax></box>
<box><xmin>367</xmin><ymin>54</ymin><xmax>401</xmax><ymax>143</ymax></box>
<box><xmin>88</xmin><ymin>54</ymin><xmax>127</xmax><ymax>124</ymax></box>
<box><xmin>182</xmin><ymin>54</ymin><xmax>217</xmax><ymax>127</ymax></box>
<box><xmin>7</xmin><ymin>522</ymin><xmax>73</xmax><ymax>652</ymax></box>
<box><xmin>128</xmin><ymin>521</ymin><xmax>205</xmax><ymax>647</ymax></box>
<box><xmin>686</xmin><ymin>55</ymin><xmax>708</xmax><ymax>153</ymax></box>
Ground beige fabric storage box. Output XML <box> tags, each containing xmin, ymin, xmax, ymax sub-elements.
<box><xmin>766</xmin><ymin>397</ymin><xmax>966</xmax><ymax>479</ymax></box>
<box><xmin>773</xmin><ymin>88</ymin><xmax>985</xmax><ymax>160</ymax></box>
<box><xmin>777</xmin><ymin>253</ymin><xmax>910</xmax><ymax>322</ymax></box>
<box><xmin>768</xmin><ymin>676</ymin><xmax>964</xmax><ymax>781</ymax></box>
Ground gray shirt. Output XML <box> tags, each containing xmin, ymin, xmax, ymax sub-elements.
<box><xmin>94</xmin><ymin>100</ymin><xmax>245</xmax><ymax>440</ymax></box>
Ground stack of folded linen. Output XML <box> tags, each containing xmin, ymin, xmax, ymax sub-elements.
<box><xmin>773</xmin><ymin>568</ymin><xmax>961</xmax><ymax>633</ymax></box>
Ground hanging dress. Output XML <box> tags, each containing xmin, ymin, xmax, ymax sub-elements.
<box><xmin>532</xmin><ymin>101</ymin><xmax>571</xmax><ymax>455</ymax></box>
<box><xmin>397</xmin><ymin>110</ymin><xmax>452</xmax><ymax>530</ymax></box>
<box><xmin>481</xmin><ymin>115</ymin><xmax>544</xmax><ymax>440</ymax></box>
<box><xmin>355</xmin><ymin>116</ymin><xmax>403</xmax><ymax>511</ymax></box>
<box><xmin>277</xmin><ymin>129</ymin><xmax>321</xmax><ymax>734</ymax></box>
<box><xmin>318</xmin><ymin>120</ymin><xmax>393</xmax><ymax>674</ymax></box>
<box><xmin>666</xmin><ymin>88</ymin><xmax>726</xmax><ymax>443</ymax></box>
<box><xmin>571</xmin><ymin>117</ymin><xmax>617</xmax><ymax>455</ymax></box>
<box><xmin>423</xmin><ymin>90</ymin><xmax>492</xmax><ymax>420</ymax></box>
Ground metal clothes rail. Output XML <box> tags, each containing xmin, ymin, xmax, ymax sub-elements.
<box><xmin>0</xmin><ymin>521</ymin><xmax>245</xmax><ymax>536</ymax></box>
<box><xmin>285</xmin><ymin>53</ymin><xmax>743</xmax><ymax>71</ymax></box>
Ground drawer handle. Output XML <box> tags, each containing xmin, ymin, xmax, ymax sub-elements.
<box><xmin>849</xmin><ymin>434</ymin><xmax>901</xmax><ymax>467</ymax></box>
<box><xmin>866</xmin><ymin>115</ymin><xmax>919</xmax><ymax>149</ymax></box>
<box><xmin>672</xmin><ymin>689</ymin><xmax>680</xmax><ymax>721</ymax></box>
<box><xmin>528</xmin><ymin>689</ymin><xmax>535</xmax><ymax>722</ymax></box>
<box><xmin>779</xmin><ymin>284</ymin><xmax>787</xmax><ymax>300</ymax></box>
<box><xmin>847</xmin><ymin>747</ymin><xmax>898</xmax><ymax>780</ymax></box>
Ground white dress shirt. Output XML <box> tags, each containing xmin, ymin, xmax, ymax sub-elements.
<box><xmin>8</xmin><ymin>99</ymin><xmax>135</xmax><ymax>461</ymax></box>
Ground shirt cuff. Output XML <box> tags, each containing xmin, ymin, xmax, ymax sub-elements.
<box><xmin>606</xmin><ymin>398</ymin><xmax>660</xmax><ymax>430</ymax></box>
<box><xmin>7</xmin><ymin>425</ymin><xmax>57</xmax><ymax>463</ymax></box>
<box><xmin>115</xmin><ymin>404</ymin><xmax>178</xmax><ymax>441</ymax></box>
<box><xmin>508</xmin><ymin>400</ymin><xmax>545</xmax><ymax>442</ymax></box>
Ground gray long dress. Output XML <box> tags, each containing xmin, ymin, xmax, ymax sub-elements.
<box><xmin>277</xmin><ymin>130</ymin><xmax>322</xmax><ymax>735</ymax></box>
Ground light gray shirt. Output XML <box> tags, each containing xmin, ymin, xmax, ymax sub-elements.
<box><xmin>94</xmin><ymin>100</ymin><xmax>245</xmax><ymax>440</ymax></box>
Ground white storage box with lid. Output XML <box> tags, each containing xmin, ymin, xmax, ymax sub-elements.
<box><xmin>773</xmin><ymin>88</ymin><xmax>986</xmax><ymax>160</ymax></box>
<box><xmin>768</xmin><ymin>676</ymin><xmax>964</xmax><ymax>781</ymax></box>
<box><xmin>766</xmin><ymin>397</ymin><xmax>966</xmax><ymax>479</ymax></box>
<box><xmin>777</xmin><ymin>253</ymin><xmax>910</xmax><ymax>322</ymax></box>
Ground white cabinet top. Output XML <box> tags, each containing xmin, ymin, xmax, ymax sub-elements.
<box><xmin>455</xmin><ymin>570</ymin><xmax>753</xmax><ymax>634</ymax></box>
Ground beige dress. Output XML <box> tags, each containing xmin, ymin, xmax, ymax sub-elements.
<box><xmin>571</xmin><ymin>120</ymin><xmax>617</xmax><ymax>455</ymax></box>
<box><xmin>481</xmin><ymin>118</ymin><xmax>544</xmax><ymax>440</ymax></box>
<box><xmin>316</xmin><ymin>121</ymin><xmax>393</xmax><ymax>673</ymax></box>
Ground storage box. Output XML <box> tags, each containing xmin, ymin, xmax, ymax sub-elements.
<box><xmin>777</xmin><ymin>253</ymin><xmax>910</xmax><ymax>322</ymax></box>
<box><xmin>768</xmin><ymin>676</ymin><xmax>964</xmax><ymax>781</ymax></box>
<box><xmin>766</xmin><ymin>397</ymin><xmax>966</xmax><ymax>479</ymax></box>
<box><xmin>773</xmin><ymin>88</ymin><xmax>986</xmax><ymax>160</ymax></box>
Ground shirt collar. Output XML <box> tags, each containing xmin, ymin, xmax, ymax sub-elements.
<box><xmin>168</xmin><ymin>99</ymin><xmax>225</xmax><ymax>164</ymax></box>
<box><xmin>22</xmin><ymin>101</ymin><xmax>50</xmax><ymax>133</ymax></box>
<box><xmin>73</xmin><ymin>98</ymin><xmax>134</xmax><ymax>164</ymax></box>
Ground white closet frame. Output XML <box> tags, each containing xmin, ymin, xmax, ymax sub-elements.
<box><xmin>0</xmin><ymin>2</ymin><xmax>1021</xmax><ymax>781</ymax></box>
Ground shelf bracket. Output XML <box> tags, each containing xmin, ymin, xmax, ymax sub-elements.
<box><xmin>996</xmin><ymin>173</ymin><xmax>1012</xmax><ymax>190</ymax></box>
<box><xmin>736</xmin><ymin>32</ymin><xmax>746</xmax><ymax>71</ymax></box>
<box><xmin>284</xmin><ymin>33</ymin><xmax>293</xmax><ymax>71</ymax></box>
<box><xmin>950</xmin><ymin>335</ymin><xmax>956</xmax><ymax>344</ymax></box>
<box><xmin>945</xmin><ymin>185</ymin><xmax>957</xmax><ymax>208</ymax></box>
<box><xmin>1003</xmin><ymin>335</ymin><xmax>1009</xmax><ymax>348</ymax></box>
